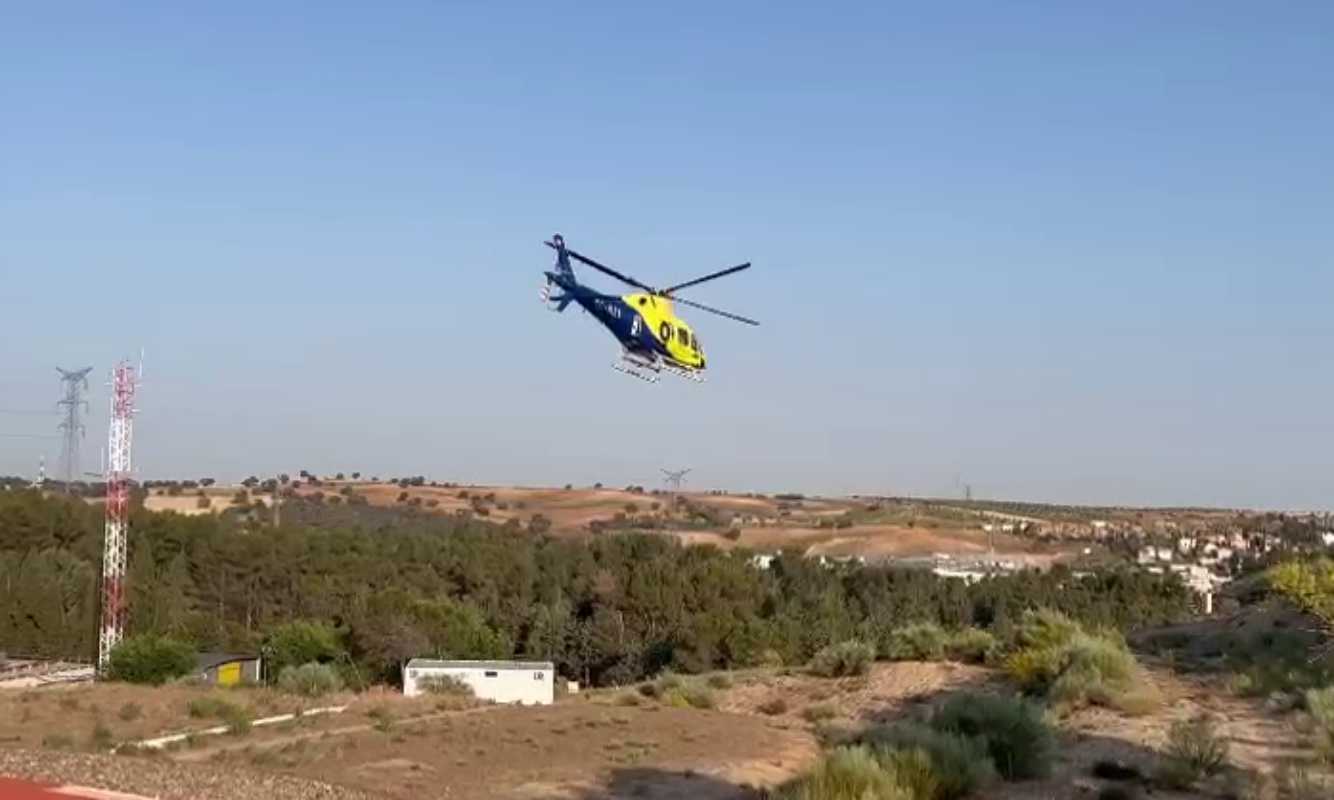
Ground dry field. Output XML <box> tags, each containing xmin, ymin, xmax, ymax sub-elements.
<box><xmin>295</xmin><ymin>482</ymin><xmax>1076</xmax><ymax>564</ymax></box>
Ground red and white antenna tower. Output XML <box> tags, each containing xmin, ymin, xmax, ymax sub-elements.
<box><xmin>98</xmin><ymin>359</ymin><xmax>140</xmax><ymax>675</ymax></box>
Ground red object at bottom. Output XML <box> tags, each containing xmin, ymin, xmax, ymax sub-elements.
<box><xmin>0</xmin><ymin>776</ymin><xmax>58</xmax><ymax>799</ymax></box>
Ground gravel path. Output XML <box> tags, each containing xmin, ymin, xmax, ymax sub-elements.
<box><xmin>0</xmin><ymin>748</ymin><xmax>380</xmax><ymax>800</ymax></box>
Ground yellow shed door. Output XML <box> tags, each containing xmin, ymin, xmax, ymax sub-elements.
<box><xmin>218</xmin><ymin>662</ymin><xmax>241</xmax><ymax>687</ymax></box>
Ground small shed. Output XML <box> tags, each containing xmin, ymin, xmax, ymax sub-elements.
<box><xmin>195</xmin><ymin>652</ymin><xmax>262</xmax><ymax>687</ymax></box>
<box><xmin>403</xmin><ymin>659</ymin><xmax>554</xmax><ymax>705</ymax></box>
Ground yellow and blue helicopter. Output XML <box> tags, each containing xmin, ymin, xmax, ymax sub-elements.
<box><xmin>540</xmin><ymin>234</ymin><xmax>758</xmax><ymax>383</ymax></box>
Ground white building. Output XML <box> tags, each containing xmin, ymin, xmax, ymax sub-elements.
<box><xmin>403</xmin><ymin>659</ymin><xmax>554</xmax><ymax>705</ymax></box>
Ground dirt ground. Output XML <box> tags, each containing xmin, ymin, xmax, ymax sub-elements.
<box><xmin>5</xmin><ymin>661</ymin><xmax>1330</xmax><ymax>799</ymax></box>
<box><xmin>198</xmin><ymin>698</ymin><xmax>817</xmax><ymax>800</ymax></box>
<box><xmin>0</xmin><ymin>681</ymin><xmax>438</xmax><ymax>752</ymax></box>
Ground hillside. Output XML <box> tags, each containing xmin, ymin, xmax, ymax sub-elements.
<box><xmin>292</xmin><ymin>482</ymin><xmax>1073</xmax><ymax>564</ymax></box>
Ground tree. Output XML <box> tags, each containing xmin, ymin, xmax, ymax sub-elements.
<box><xmin>107</xmin><ymin>635</ymin><xmax>195</xmax><ymax>684</ymax></box>
<box><xmin>1269</xmin><ymin>557</ymin><xmax>1334</xmax><ymax>632</ymax></box>
<box><xmin>264</xmin><ymin>621</ymin><xmax>345</xmax><ymax>680</ymax></box>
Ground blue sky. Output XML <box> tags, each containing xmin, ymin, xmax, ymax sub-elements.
<box><xmin>2</xmin><ymin>2</ymin><xmax>1331</xmax><ymax>508</ymax></box>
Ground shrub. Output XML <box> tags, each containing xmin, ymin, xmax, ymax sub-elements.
<box><xmin>264</xmin><ymin>621</ymin><xmax>344</xmax><ymax>679</ymax></box>
<box><xmin>931</xmin><ymin>692</ymin><xmax>1055</xmax><ymax>780</ymax></box>
<box><xmin>811</xmin><ymin>640</ymin><xmax>875</xmax><ymax>678</ymax></box>
<box><xmin>277</xmin><ymin>662</ymin><xmax>344</xmax><ymax>698</ymax></box>
<box><xmin>639</xmin><ymin>670</ymin><xmax>685</xmax><ymax>699</ymax></box>
<box><xmin>1097</xmin><ymin>786</ymin><xmax>1139</xmax><ymax>800</ymax></box>
<box><xmin>707</xmin><ymin>673</ymin><xmax>733</xmax><ymax>689</ymax></box>
<box><xmin>880</xmin><ymin>746</ymin><xmax>939</xmax><ymax>800</ymax></box>
<box><xmin>1004</xmin><ymin>609</ymin><xmax>1149</xmax><ymax>714</ymax></box>
<box><xmin>1155</xmin><ymin>716</ymin><xmax>1228</xmax><ymax>790</ymax></box>
<box><xmin>759</xmin><ymin>697</ymin><xmax>789</xmax><ymax>716</ymax></box>
<box><xmin>775</xmin><ymin>746</ymin><xmax>910</xmax><ymax>800</ymax></box>
<box><xmin>661</xmin><ymin>684</ymin><xmax>715</xmax><ymax>710</ymax></box>
<box><xmin>1306</xmin><ymin>686</ymin><xmax>1334</xmax><ymax>762</ymax></box>
<box><xmin>186</xmin><ymin>694</ymin><xmax>254</xmax><ymax>735</ymax></box>
<box><xmin>945</xmin><ymin>628</ymin><xmax>998</xmax><ymax>664</ymax></box>
<box><xmin>117</xmin><ymin>702</ymin><xmax>142</xmax><ymax>722</ymax></box>
<box><xmin>366</xmin><ymin>705</ymin><xmax>394</xmax><ymax>732</ymax></box>
<box><xmin>803</xmin><ymin>703</ymin><xmax>838</xmax><ymax>723</ymax></box>
<box><xmin>859</xmin><ymin>723</ymin><xmax>996</xmax><ymax>800</ymax></box>
<box><xmin>89</xmin><ymin>721</ymin><xmax>115</xmax><ymax>749</ymax></box>
<box><xmin>884</xmin><ymin>623</ymin><xmax>948</xmax><ymax>662</ymax></box>
<box><xmin>1015</xmin><ymin>608</ymin><xmax>1083</xmax><ymax>651</ymax></box>
<box><xmin>187</xmin><ymin>696</ymin><xmax>240</xmax><ymax>719</ymax></box>
<box><xmin>106</xmin><ymin>635</ymin><xmax>195</xmax><ymax>685</ymax></box>
<box><xmin>1045</xmin><ymin>636</ymin><xmax>1138</xmax><ymax>712</ymax></box>
<box><xmin>417</xmin><ymin>673</ymin><xmax>473</xmax><ymax>697</ymax></box>
<box><xmin>42</xmin><ymin>733</ymin><xmax>74</xmax><ymax>750</ymax></box>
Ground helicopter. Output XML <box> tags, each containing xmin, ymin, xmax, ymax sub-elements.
<box><xmin>540</xmin><ymin>234</ymin><xmax>758</xmax><ymax>383</ymax></box>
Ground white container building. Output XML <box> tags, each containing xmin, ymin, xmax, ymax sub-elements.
<box><xmin>402</xmin><ymin>659</ymin><xmax>555</xmax><ymax>705</ymax></box>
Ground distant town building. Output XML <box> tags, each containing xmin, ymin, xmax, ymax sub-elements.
<box><xmin>402</xmin><ymin>659</ymin><xmax>554</xmax><ymax>705</ymax></box>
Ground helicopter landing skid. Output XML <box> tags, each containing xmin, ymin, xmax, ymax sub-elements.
<box><xmin>612</xmin><ymin>361</ymin><xmax>660</xmax><ymax>383</ymax></box>
<box><xmin>612</xmin><ymin>352</ymin><xmax>704</xmax><ymax>384</ymax></box>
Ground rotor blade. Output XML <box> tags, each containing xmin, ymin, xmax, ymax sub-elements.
<box><xmin>673</xmin><ymin>296</ymin><xmax>760</xmax><ymax>326</ymax></box>
<box><xmin>544</xmin><ymin>241</ymin><xmax>657</xmax><ymax>292</ymax></box>
<box><xmin>661</xmin><ymin>262</ymin><xmax>751</xmax><ymax>296</ymax></box>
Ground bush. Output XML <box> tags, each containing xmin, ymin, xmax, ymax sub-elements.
<box><xmin>1155</xmin><ymin>716</ymin><xmax>1228</xmax><ymax>790</ymax></box>
<box><xmin>264</xmin><ymin>621</ymin><xmax>344</xmax><ymax>680</ymax></box>
<box><xmin>776</xmin><ymin>746</ymin><xmax>910</xmax><ymax>800</ymax></box>
<box><xmin>106</xmin><ymin>635</ymin><xmax>195</xmax><ymax>685</ymax></box>
<box><xmin>759</xmin><ymin>697</ymin><xmax>789</xmax><ymax>716</ymax></box>
<box><xmin>277</xmin><ymin>662</ymin><xmax>344</xmax><ymax>697</ymax></box>
<box><xmin>1306</xmin><ymin>686</ymin><xmax>1334</xmax><ymax>762</ymax></box>
<box><xmin>1046</xmin><ymin>636</ymin><xmax>1138</xmax><ymax>712</ymax></box>
<box><xmin>931</xmin><ymin>692</ymin><xmax>1055</xmax><ymax>780</ymax></box>
<box><xmin>707</xmin><ymin>673</ymin><xmax>733</xmax><ymax>689</ymax></box>
<box><xmin>859</xmin><ymin>723</ymin><xmax>996</xmax><ymax>800</ymax></box>
<box><xmin>811</xmin><ymin>640</ymin><xmax>875</xmax><ymax>678</ymax></box>
<box><xmin>885</xmin><ymin>623</ymin><xmax>948</xmax><ymax>662</ymax></box>
<box><xmin>945</xmin><ymin>628</ymin><xmax>998</xmax><ymax>664</ymax></box>
<box><xmin>803</xmin><ymin>703</ymin><xmax>838</xmax><ymax>723</ymax></box>
<box><xmin>187</xmin><ymin>695</ymin><xmax>239</xmax><ymax>719</ymax></box>
<box><xmin>880</xmin><ymin>746</ymin><xmax>939</xmax><ymax>800</ymax></box>
<box><xmin>1015</xmin><ymin>608</ymin><xmax>1083</xmax><ymax>651</ymax></box>
<box><xmin>661</xmin><ymin>684</ymin><xmax>715</xmax><ymax>710</ymax></box>
<box><xmin>1004</xmin><ymin>609</ymin><xmax>1149</xmax><ymax>714</ymax></box>
<box><xmin>117</xmin><ymin>702</ymin><xmax>142</xmax><ymax>722</ymax></box>
<box><xmin>89</xmin><ymin>721</ymin><xmax>115</xmax><ymax>749</ymax></box>
<box><xmin>639</xmin><ymin>670</ymin><xmax>684</xmax><ymax>699</ymax></box>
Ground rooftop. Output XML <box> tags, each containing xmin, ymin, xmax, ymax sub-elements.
<box><xmin>405</xmin><ymin>659</ymin><xmax>555</xmax><ymax>671</ymax></box>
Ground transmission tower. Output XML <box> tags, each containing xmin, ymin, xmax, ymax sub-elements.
<box><xmin>98</xmin><ymin>360</ymin><xmax>139</xmax><ymax>675</ymax></box>
<box><xmin>57</xmin><ymin>367</ymin><xmax>93</xmax><ymax>487</ymax></box>
<box><xmin>661</xmin><ymin>468</ymin><xmax>691</xmax><ymax>492</ymax></box>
